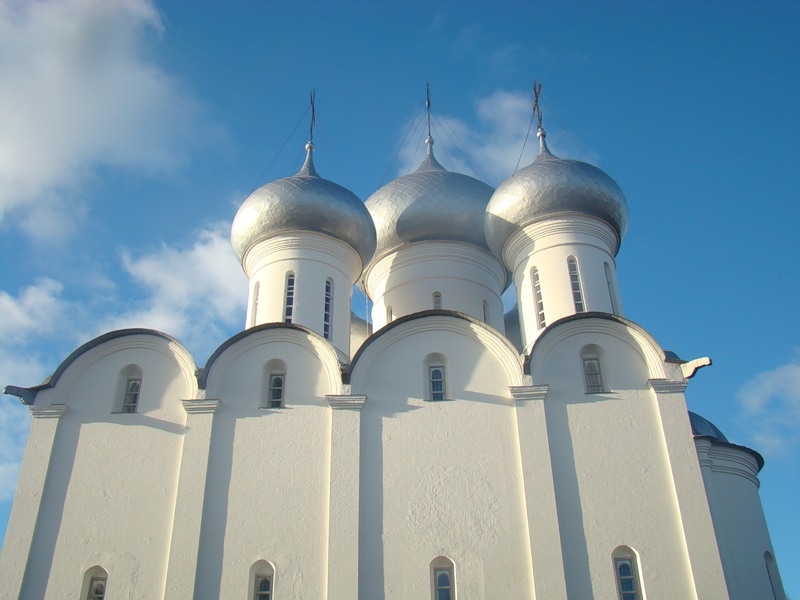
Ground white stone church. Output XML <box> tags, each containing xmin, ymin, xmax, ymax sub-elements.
<box><xmin>0</xmin><ymin>104</ymin><xmax>787</xmax><ymax>599</ymax></box>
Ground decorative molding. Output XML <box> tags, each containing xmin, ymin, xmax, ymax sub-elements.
<box><xmin>648</xmin><ymin>379</ymin><xmax>688</xmax><ymax>394</ymax></box>
<box><xmin>29</xmin><ymin>404</ymin><xmax>68</xmax><ymax>419</ymax></box>
<box><xmin>510</xmin><ymin>384</ymin><xmax>550</xmax><ymax>402</ymax></box>
<box><xmin>181</xmin><ymin>398</ymin><xmax>221</xmax><ymax>414</ymax></box>
<box><xmin>326</xmin><ymin>394</ymin><xmax>367</xmax><ymax>409</ymax></box>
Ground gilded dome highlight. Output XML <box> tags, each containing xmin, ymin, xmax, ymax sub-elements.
<box><xmin>231</xmin><ymin>143</ymin><xmax>377</xmax><ymax>267</ymax></box>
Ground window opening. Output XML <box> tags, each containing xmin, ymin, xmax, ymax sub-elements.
<box><xmin>615</xmin><ymin>557</ymin><xmax>640</xmax><ymax>600</ymax></box>
<box><xmin>254</xmin><ymin>574</ymin><xmax>272</xmax><ymax>600</ymax></box>
<box><xmin>482</xmin><ymin>300</ymin><xmax>489</xmax><ymax>323</ymax></box>
<box><xmin>433</xmin><ymin>291</ymin><xmax>442</xmax><ymax>310</ymax></box>
<box><xmin>386</xmin><ymin>305</ymin><xmax>393</xmax><ymax>322</ymax></box>
<box><xmin>429</xmin><ymin>366</ymin><xmax>445</xmax><ymax>401</ymax></box>
<box><xmin>251</xmin><ymin>281</ymin><xmax>260</xmax><ymax>327</ymax></box>
<box><xmin>87</xmin><ymin>577</ymin><xmax>106</xmax><ymax>600</ymax></box>
<box><xmin>268</xmin><ymin>374</ymin><xmax>284</xmax><ymax>408</ymax></box>
<box><xmin>430</xmin><ymin>556</ymin><xmax>456</xmax><ymax>600</ymax></box>
<box><xmin>123</xmin><ymin>377</ymin><xmax>141</xmax><ymax>413</ymax></box>
<box><xmin>284</xmin><ymin>273</ymin><xmax>295</xmax><ymax>323</ymax></box>
<box><xmin>568</xmin><ymin>256</ymin><xmax>585</xmax><ymax>312</ymax></box>
<box><xmin>532</xmin><ymin>268</ymin><xmax>546</xmax><ymax>329</ymax></box>
<box><xmin>584</xmin><ymin>357</ymin><xmax>604</xmax><ymax>393</ymax></box>
<box><xmin>324</xmin><ymin>279</ymin><xmax>333</xmax><ymax>340</ymax></box>
<box><xmin>605</xmin><ymin>262</ymin><xmax>619</xmax><ymax>315</ymax></box>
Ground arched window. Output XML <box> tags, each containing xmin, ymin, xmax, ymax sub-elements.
<box><xmin>612</xmin><ymin>546</ymin><xmax>642</xmax><ymax>600</ymax></box>
<box><xmin>581</xmin><ymin>345</ymin><xmax>605</xmax><ymax>394</ymax></box>
<box><xmin>433</xmin><ymin>291</ymin><xmax>442</xmax><ymax>310</ymax></box>
<box><xmin>115</xmin><ymin>364</ymin><xmax>143</xmax><ymax>413</ymax></box>
<box><xmin>262</xmin><ymin>359</ymin><xmax>287</xmax><ymax>409</ymax></box>
<box><xmin>430</xmin><ymin>556</ymin><xmax>456</xmax><ymax>600</ymax></box>
<box><xmin>605</xmin><ymin>262</ymin><xmax>619</xmax><ymax>315</ymax></box>
<box><xmin>532</xmin><ymin>267</ymin><xmax>546</xmax><ymax>329</ymax></box>
<box><xmin>251</xmin><ymin>281</ymin><xmax>260</xmax><ymax>327</ymax></box>
<box><xmin>323</xmin><ymin>278</ymin><xmax>334</xmax><ymax>340</ymax></box>
<box><xmin>283</xmin><ymin>272</ymin><xmax>295</xmax><ymax>323</ymax></box>
<box><xmin>568</xmin><ymin>256</ymin><xmax>585</xmax><ymax>312</ymax></box>
<box><xmin>82</xmin><ymin>566</ymin><xmax>108</xmax><ymax>600</ymax></box>
<box><xmin>250</xmin><ymin>560</ymin><xmax>275</xmax><ymax>600</ymax></box>
<box><xmin>424</xmin><ymin>353</ymin><xmax>448</xmax><ymax>401</ymax></box>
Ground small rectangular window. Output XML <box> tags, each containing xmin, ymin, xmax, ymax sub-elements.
<box><xmin>254</xmin><ymin>575</ymin><xmax>272</xmax><ymax>600</ymax></box>
<box><xmin>323</xmin><ymin>279</ymin><xmax>333</xmax><ymax>340</ymax></box>
<box><xmin>584</xmin><ymin>358</ymin><xmax>604</xmax><ymax>393</ymax></box>
<box><xmin>268</xmin><ymin>374</ymin><xmax>284</xmax><ymax>408</ymax></box>
<box><xmin>615</xmin><ymin>558</ymin><xmax>640</xmax><ymax>600</ymax></box>
<box><xmin>429</xmin><ymin>366</ymin><xmax>445</xmax><ymax>401</ymax></box>
<box><xmin>123</xmin><ymin>378</ymin><xmax>141</xmax><ymax>413</ymax></box>
<box><xmin>284</xmin><ymin>273</ymin><xmax>295</xmax><ymax>323</ymax></box>
<box><xmin>433</xmin><ymin>567</ymin><xmax>453</xmax><ymax>600</ymax></box>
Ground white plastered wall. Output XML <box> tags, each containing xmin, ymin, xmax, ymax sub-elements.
<box><xmin>198</xmin><ymin>328</ymin><xmax>343</xmax><ymax>599</ymax></box>
<box><xmin>350</xmin><ymin>314</ymin><xmax>532</xmax><ymax>599</ymax></box>
<box><xmin>364</xmin><ymin>241</ymin><xmax>507</xmax><ymax>332</ymax></box>
<box><xmin>529</xmin><ymin>317</ymin><xmax>728</xmax><ymax>600</ymax></box>
<box><xmin>2</xmin><ymin>333</ymin><xmax>197</xmax><ymax>600</ymax></box>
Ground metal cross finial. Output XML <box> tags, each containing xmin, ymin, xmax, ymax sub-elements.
<box><xmin>309</xmin><ymin>89</ymin><xmax>316</xmax><ymax>143</ymax></box>
<box><xmin>532</xmin><ymin>80</ymin><xmax>543</xmax><ymax>130</ymax></box>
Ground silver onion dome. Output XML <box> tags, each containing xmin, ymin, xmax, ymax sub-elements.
<box><xmin>365</xmin><ymin>137</ymin><xmax>495</xmax><ymax>266</ymax></box>
<box><xmin>485</xmin><ymin>129</ymin><xmax>629</xmax><ymax>260</ymax></box>
<box><xmin>231</xmin><ymin>142</ymin><xmax>377</xmax><ymax>267</ymax></box>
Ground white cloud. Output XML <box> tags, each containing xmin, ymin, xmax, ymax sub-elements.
<box><xmin>104</xmin><ymin>222</ymin><xmax>247</xmax><ymax>359</ymax></box>
<box><xmin>397</xmin><ymin>89</ymin><xmax>598</xmax><ymax>186</ymax></box>
<box><xmin>0</xmin><ymin>0</ymin><xmax>214</xmax><ymax>241</ymax></box>
<box><xmin>737</xmin><ymin>357</ymin><xmax>800</xmax><ymax>458</ymax></box>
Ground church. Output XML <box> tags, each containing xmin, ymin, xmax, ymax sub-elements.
<box><xmin>0</xmin><ymin>95</ymin><xmax>787</xmax><ymax>599</ymax></box>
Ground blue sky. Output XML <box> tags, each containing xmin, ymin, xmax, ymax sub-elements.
<box><xmin>1</xmin><ymin>0</ymin><xmax>798</xmax><ymax>594</ymax></box>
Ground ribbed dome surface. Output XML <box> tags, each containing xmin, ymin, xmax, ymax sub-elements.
<box><xmin>485</xmin><ymin>132</ymin><xmax>628</xmax><ymax>260</ymax></box>
<box><xmin>365</xmin><ymin>139</ymin><xmax>495</xmax><ymax>266</ymax></box>
<box><xmin>231</xmin><ymin>144</ymin><xmax>376</xmax><ymax>267</ymax></box>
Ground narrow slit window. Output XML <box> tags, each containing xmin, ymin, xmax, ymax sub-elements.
<box><xmin>568</xmin><ymin>256</ymin><xmax>585</xmax><ymax>312</ymax></box>
<box><xmin>323</xmin><ymin>278</ymin><xmax>333</xmax><ymax>340</ymax></box>
<box><xmin>482</xmin><ymin>300</ymin><xmax>489</xmax><ymax>323</ymax></box>
<box><xmin>386</xmin><ymin>305</ymin><xmax>393</xmax><ymax>322</ymax></box>
<box><xmin>584</xmin><ymin>357</ymin><xmax>604</xmax><ymax>393</ymax></box>
<box><xmin>605</xmin><ymin>262</ymin><xmax>619</xmax><ymax>315</ymax></box>
<box><xmin>251</xmin><ymin>281</ymin><xmax>260</xmax><ymax>327</ymax></box>
<box><xmin>123</xmin><ymin>377</ymin><xmax>141</xmax><ymax>413</ymax></box>
<box><xmin>433</xmin><ymin>292</ymin><xmax>442</xmax><ymax>310</ymax></box>
<box><xmin>268</xmin><ymin>374</ymin><xmax>284</xmax><ymax>408</ymax></box>
<box><xmin>615</xmin><ymin>557</ymin><xmax>640</xmax><ymax>600</ymax></box>
<box><xmin>430</xmin><ymin>556</ymin><xmax>456</xmax><ymax>600</ymax></box>
<box><xmin>532</xmin><ymin>268</ymin><xmax>546</xmax><ymax>329</ymax></box>
<box><xmin>429</xmin><ymin>366</ymin><xmax>445</xmax><ymax>401</ymax></box>
<box><xmin>284</xmin><ymin>273</ymin><xmax>295</xmax><ymax>323</ymax></box>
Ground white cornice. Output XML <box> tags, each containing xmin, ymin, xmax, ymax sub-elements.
<box><xmin>29</xmin><ymin>404</ymin><xmax>68</xmax><ymax>419</ymax></box>
<box><xmin>181</xmin><ymin>398</ymin><xmax>221</xmax><ymax>414</ymax></box>
<box><xmin>648</xmin><ymin>379</ymin><xmax>688</xmax><ymax>394</ymax></box>
<box><xmin>326</xmin><ymin>395</ymin><xmax>367</xmax><ymax>409</ymax></box>
<box><xmin>509</xmin><ymin>384</ymin><xmax>550</xmax><ymax>402</ymax></box>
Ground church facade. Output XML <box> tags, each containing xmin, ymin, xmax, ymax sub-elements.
<box><xmin>0</xmin><ymin>112</ymin><xmax>786</xmax><ymax>599</ymax></box>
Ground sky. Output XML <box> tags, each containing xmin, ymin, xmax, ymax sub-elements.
<box><xmin>0</xmin><ymin>0</ymin><xmax>798</xmax><ymax>594</ymax></box>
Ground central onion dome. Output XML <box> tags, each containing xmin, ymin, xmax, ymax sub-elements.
<box><xmin>485</xmin><ymin>129</ymin><xmax>629</xmax><ymax>260</ymax></box>
<box><xmin>231</xmin><ymin>142</ymin><xmax>377</xmax><ymax>267</ymax></box>
<box><xmin>364</xmin><ymin>137</ymin><xmax>495</xmax><ymax>267</ymax></box>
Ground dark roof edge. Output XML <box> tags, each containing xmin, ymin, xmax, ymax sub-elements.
<box><xmin>694</xmin><ymin>436</ymin><xmax>766</xmax><ymax>472</ymax></box>
<box><xmin>3</xmin><ymin>328</ymin><xmax>191</xmax><ymax>405</ymax></box>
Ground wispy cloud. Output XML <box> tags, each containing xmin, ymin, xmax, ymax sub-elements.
<box><xmin>0</xmin><ymin>0</ymin><xmax>217</xmax><ymax>241</ymax></box>
<box><xmin>737</xmin><ymin>356</ymin><xmax>800</xmax><ymax>458</ymax></box>
<box><xmin>102</xmin><ymin>221</ymin><xmax>247</xmax><ymax>361</ymax></box>
<box><xmin>397</xmin><ymin>89</ymin><xmax>599</xmax><ymax>186</ymax></box>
